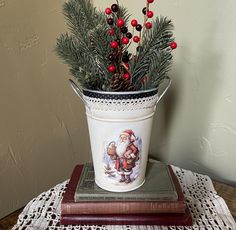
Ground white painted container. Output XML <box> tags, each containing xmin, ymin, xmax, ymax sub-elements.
<box><xmin>70</xmin><ymin>78</ymin><xmax>171</xmax><ymax>192</ymax></box>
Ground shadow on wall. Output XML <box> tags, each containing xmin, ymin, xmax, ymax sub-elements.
<box><xmin>150</xmin><ymin>24</ymin><xmax>225</xmax><ymax>181</ymax></box>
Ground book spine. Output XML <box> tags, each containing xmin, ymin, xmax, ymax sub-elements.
<box><xmin>75</xmin><ymin>194</ymin><xmax>177</xmax><ymax>201</ymax></box>
<box><xmin>61</xmin><ymin>201</ymin><xmax>186</xmax><ymax>215</ymax></box>
<box><xmin>60</xmin><ymin>212</ymin><xmax>193</xmax><ymax>226</ymax></box>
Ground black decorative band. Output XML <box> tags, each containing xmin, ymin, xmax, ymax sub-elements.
<box><xmin>83</xmin><ymin>89</ymin><xmax>158</xmax><ymax>100</ymax></box>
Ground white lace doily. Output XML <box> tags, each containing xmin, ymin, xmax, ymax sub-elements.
<box><xmin>13</xmin><ymin>166</ymin><xmax>236</xmax><ymax>230</ymax></box>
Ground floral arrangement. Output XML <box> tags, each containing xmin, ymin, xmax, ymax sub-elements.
<box><xmin>55</xmin><ymin>0</ymin><xmax>177</xmax><ymax>92</ymax></box>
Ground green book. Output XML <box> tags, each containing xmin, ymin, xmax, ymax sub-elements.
<box><xmin>74</xmin><ymin>162</ymin><xmax>178</xmax><ymax>202</ymax></box>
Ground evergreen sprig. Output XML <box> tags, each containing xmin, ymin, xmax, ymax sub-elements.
<box><xmin>130</xmin><ymin>17</ymin><xmax>174</xmax><ymax>90</ymax></box>
<box><xmin>56</xmin><ymin>33</ymin><xmax>106</xmax><ymax>89</ymax></box>
<box><xmin>56</xmin><ymin>0</ymin><xmax>112</xmax><ymax>90</ymax></box>
<box><xmin>63</xmin><ymin>0</ymin><xmax>99</xmax><ymax>37</ymax></box>
<box><xmin>55</xmin><ymin>0</ymin><xmax>176</xmax><ymax>91</ymax></box>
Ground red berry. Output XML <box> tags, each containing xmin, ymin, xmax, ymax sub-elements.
<box><xmin>170</xmin><ymin>41</ymin><xmax>177</xmax><ymax>49</ymax></box>
<box><xmin>131</xmin><ymin>19</ymin><xmax>138</xmax><ymax>27</ymax></box>
<box><xmin>147</xmin><ymin>11</ymin><xmax>154</xmax><ymax>18</ymax></box>
<box><xmin>133</xmin><ymin>36</ymin><xmax>140</xmax><ymax>43</ymax></box>
<box><xmin>147</xmin><ymin>0</ymin><xmax>154</xmax><ymax>3</ymax></box>
<box><xmin>108</xmin><ymin>28</ymin><xmax>115</xmax><ymax>36</ymax></box>
<box><xmin>123</xmin><ymin>73</ymin><xmax>130</xmax><ymax>80</ymax></box>
<box><xmin>110</xmin><ymin>41</ymin><xmax>118</xmax><ymax>48</ymax></box>
<box><xmin>117</xmin><ymin>18</ymin><xmax>125</xmax><ymax>27</ymax></box>
<box><xmin>105</xmin><ymin>8</ymin><xmax>112</xmax><ymax>15</ymax></box>
<box><xmin>108</xmin><ymin>64</ymin><xmax>116</xmax><ymax>73</ymax></box>
<box><xmin>145</xmin><ymin>22</ymin><xmax>152</xmax><ymax>29</ymax></box>
<box><xmin>122</xmin><ymin>37</ymin><xmax>129</xmax><ymax>45</ymax></box>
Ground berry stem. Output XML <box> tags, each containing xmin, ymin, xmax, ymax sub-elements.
<box><xmin>116</xmin><ymin>0</ymin><xmax>120</xmax><ymax>18</ymax></box>
<box><xmin>121</xmin><ymin>26</ymin><xmax>133</xmax><ymax>59</ymax></box>
<box><xmin>125</xmin><ymin>40</ymin><xmax>132</xmax><ymax>51</ymax></box>
<box><xmin>121</xmin><ymin>62</ymin><xmax>129</xmax><ymax>72</ymax></box>
<box><xmin>140</xmin><ymin>2</ymin><xmax>150</xmax><ymax>45</ymax></box>
<box><xmin>115</xmin><ymin>0</ymin><xmax>122</xmax><ymax>74</ymax></box>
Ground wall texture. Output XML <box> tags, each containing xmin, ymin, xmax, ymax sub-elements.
<box><xmin>0</xmin><ymin>0</ymin><xmax>91</xmax><ymax>218</ymax></box>
<box><xmin>0</xmin><ymin>0</ymin><xmax>236</xmax><ymax>218</ymax></box>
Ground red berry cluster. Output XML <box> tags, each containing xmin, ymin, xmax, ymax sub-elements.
<box><xmin>105</xmin><ymin>3</ymin><xmax>132</xmax><ymax>80</ymax></box>
<box><xmin>105</xmin><ymin>0</ymin><xmax>177</xmax><ymax>82</ymax></box>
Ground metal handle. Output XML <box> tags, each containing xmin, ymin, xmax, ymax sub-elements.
<box><xmin>156</xmin><ymin>76</ymin><xmax>172</xmax><ymax>105</ymax></box>
<box><xmin>68</xmin><ymin>79</ymin><xmax>88</xmax><ymax>106</ymax></box>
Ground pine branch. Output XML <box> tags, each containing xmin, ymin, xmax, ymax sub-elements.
<box><xmin>55</xmin><ymin>33</ymin><xmax>80</xmax><ymax>67</ymax></box>
<box><xmin>55</xmin><ymin>1</ymin><xmax>176</xmax><ymax>91</ymax></box>
<box><xmin>55</xmin><ymin>33</ymin><xmax>109</xmax><ymax>90</ymax></box>
<box><xmin>70</xmin><ymin>67</ymin><xmax>105</xmax><ymax>90</ymax></box>
<box><xmin>130</xmin><ymin>16</ymin><xmax>174</xmax><ymax>90</ymax></box>
<box><xmin>148</xmin><ymin>50</ymin><xmax>172</xmax><ymax>89</ymax></box>
<box><xmin>87</xmin><ymin>25</ymin><xmax>112</xmax><ymax>90</ymax></box>
<box><xmin>141</xmin><ymin>17</ymin><xmax>174</xmax><ymax>56</ymax></box>
<box><xmin>55</xmin><ymin>0</ymin><xmax>113</xmax><ymax>90</ymax></box>
<box><xmin>118</xmin><ymin>5</ymin><xmax>131</xmax><ymax>23</ymax></box>
<box><xmin>88</xmin><ymin>25</ymin><xmax>111</xmax><ymax>63</ymax></box>
<box><xmin>63</xmin><ymin>0</ymin><xmax>98</xmax><ymax>38</ymax></box>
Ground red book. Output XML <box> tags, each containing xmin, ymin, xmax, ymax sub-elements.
<box><xmin>61</xmin><ymin>164</ymin><xmax>186</xmax><ymax>215</ymax></box>
<box><xmin>60</xmin><ymin>207</ymin><xmax>192</xmax><ymax>226</ymax></box>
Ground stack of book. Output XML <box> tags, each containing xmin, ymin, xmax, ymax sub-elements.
<box><xmin>60</xmin><ymin>162</ymin><xmax>192</xmax><ymax>226</ymax></box>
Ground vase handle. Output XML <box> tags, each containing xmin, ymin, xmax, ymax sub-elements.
<box><xmin>69</xmin><ymin>79</ymin><xmax>88</xmax><ymax>107</ymax></box>
<box><xmin>156</xmin><ymin>76</ymin><xmax>172</xmax><ymax>105</ymax></box>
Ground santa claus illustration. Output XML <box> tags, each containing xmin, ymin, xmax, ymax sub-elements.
<box><xmin>107</xmin><ymin>129</ymin><xmax>140</xmax><ymax>183</ymax></box>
